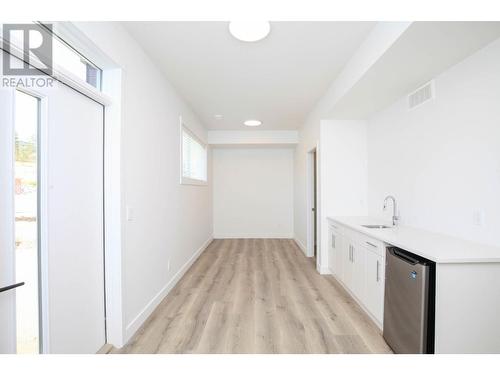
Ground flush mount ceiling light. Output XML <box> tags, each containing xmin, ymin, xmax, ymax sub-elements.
<box><xmin>244</xmin><ymin>119</ymin><xmax>262</xmax><ymax>127</ymax></box>
<box><xmin>229</xmin><ymin>21</ymin><xmax>271</xmax><ymax>42</ymax></box>
<box><xmin>214</xmin><ymin>114</ymin><xmax>224</xmax><ymax>120</ymax></box>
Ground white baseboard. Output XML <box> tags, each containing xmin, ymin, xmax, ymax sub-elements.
<box><xmin>124</xmin><ymin>237</ymin><xmax>213</xmax><ymax>344</ymax></box>
<box><xmin>293</xmin><ymin>237</ymin><xmax>308</xmax><ymax>256</ymax></box>
<box><xmin>319</xmin><ymin>265</ymin><xmax>332</xmax><ymax>275</ymax></box>
<box><xmin>213</xmin><ymin>234</ymin><xmax>293</xmax><ymax>239</ymax></box>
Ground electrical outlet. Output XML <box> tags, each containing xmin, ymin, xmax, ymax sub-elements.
<box><xmin>473</xmin><ymin>209</ymin><xmax>485</xmax><ymax>227</ymax></box>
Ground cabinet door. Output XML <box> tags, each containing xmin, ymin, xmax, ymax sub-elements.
<box><xmin>328</xmin><ymin>227</ymin><xmax>342</xmax><ymax>277</ymax></box>
<box><xmin>334</xmin><ymin>233</ymin><xmax>343</xmax><ymax>280</ymax></box>
<box><xmin>341</xmin><ymin>238</ymin><xmax>353</xmax><ymax>288</ymax></box>
<box><xmin>351</xmin><ymin>242</ymin><xmax>366</xmax><ymax>302</ymax></box>
<box><xmin>365</xmin><ymin>249</ymin><xmax>385</xmax><ymax>323</ymax></box>
<box><xmin>328</xmin><ymin>227</ymin><xmax>335</xmax><ymax>273</ymax></box>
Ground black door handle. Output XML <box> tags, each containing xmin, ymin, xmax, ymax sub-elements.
<box><xmin>0</xmin><ymin>282</ymin><xmax>25</xmax><ymax>293</ymax></box>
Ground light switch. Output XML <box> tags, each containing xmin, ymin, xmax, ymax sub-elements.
<box><xmin>126</xmin><ymin>206</ymin><xmax>134</xmax><ymax>221</ymax></box>
<box><xmin>473</xmin><ymin>209</ymin><xmax>485</xmax><ymax>227</ymax></box>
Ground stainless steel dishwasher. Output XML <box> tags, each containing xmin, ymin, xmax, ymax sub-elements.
<box><xmin>383</xmin><ymin>247</ymin><xmax>435</xmax><ymax>354</ymax></box>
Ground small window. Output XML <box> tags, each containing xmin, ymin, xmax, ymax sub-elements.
<box><xmin>181</xmin><ymin>124</ymin><xmax>207</xmax><ymax>185</ymax></box>
<box><xmin>52</xmin><ymin>33</ymin><xmax>102</xmax><ymax>89</ymax></box>
<box><xmin>32</xmin><ymin>23</ymin><xmax>102</xmax><ymax>89</ymax></box>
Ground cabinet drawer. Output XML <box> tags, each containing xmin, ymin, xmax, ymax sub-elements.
<box><xmin>328</xmin><ymin>222</ymin><xmax>343</xmax><ymax>236</ymax></box>
<box><xmin>343</xmin><ymin>227</ymin><xmax>361</xmax><ymax>243</ymax></box>
<box><xmin>357</xmin><ymin>234</ymin><xmax>385</xmax><ymax>257</ymax></box>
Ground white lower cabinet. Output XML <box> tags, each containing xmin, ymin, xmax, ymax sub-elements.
<box><xmin>329</xmin><ymin>222</ymin><xmax>386</xmax><ymax>327</ymax></box>
<box><xmin>341</xmin><ymin>238</ymin><xmax>366</xmax><ymax>302</ymax></box>
<box><xmin>351</xmin><ymin>242</ymin><xmax>366</xmax><ymax>302</ymax></box>
<box><xmin>328</xmin><ymin>224</ymin><xmax>343</xmax><ymax>278</ymax></box>
<box><xmin>341</xmin><ymin>236</ymin><xmax>353</xmax><ymax>287</ymax></box>
<box><xmin>364</xmin><ymin>248</ymin><xmax>385</xmax><ymax>323</ymax></box>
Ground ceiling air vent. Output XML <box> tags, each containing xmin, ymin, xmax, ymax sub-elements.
<box><xmin>408</xmin><ymin>80</ymin><xmax>434</xmax><ymax>110</ymax></box>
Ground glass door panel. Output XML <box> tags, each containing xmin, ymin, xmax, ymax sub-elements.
<box><xmin>14</xmin><ymin>90</ymin><xmax>40</xmax><ymax>354</ymax></box>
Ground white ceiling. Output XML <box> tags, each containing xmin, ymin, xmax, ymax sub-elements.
<box><xmin>330</xmin><ymin>22</ymin><xmax>500</xmax><ymax>119</ymax></box>
<box><xmin>123</xmin><ymin>21</ymin><xmax>375</xmax><ymax>130</ymax></box>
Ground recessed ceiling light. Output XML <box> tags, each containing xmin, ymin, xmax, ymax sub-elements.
<box><xmin>244</xmin><ymin>119</ymin><xmax>262</xmax><ymax>127</ymax></box>
<box><xmin>229</xmin><ymin>21</ymin><xmax>271</xmax><ymax>42</ymax></box>
<box><xmin>214</xmin><ymin>114</ymin><xmax>224</xmax><ymax>120</ymax></box>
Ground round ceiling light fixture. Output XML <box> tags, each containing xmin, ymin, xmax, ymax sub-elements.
<box><xmin>229</xmin><ymin>21</ymin><xmax>271</xmax><ymax>42</ymax></box>
<box><xmin>244</xmin><ymin>119</ymin><xmax>262</xmax><ymax>127</ymax></box>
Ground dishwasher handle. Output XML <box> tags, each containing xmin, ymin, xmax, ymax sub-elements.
<box><xmin>389</xmin><ymin>247</ymin><xmax>421</xmax><ymax>265</ymax></box>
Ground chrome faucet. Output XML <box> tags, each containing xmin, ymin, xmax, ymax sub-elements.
<box><xmin>383</xmin><ymin>195</ymin><xmax>399</xmax><ymax>226</ymax></box>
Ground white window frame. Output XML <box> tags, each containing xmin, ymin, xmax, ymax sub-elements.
<box><xmin>180</xmin><ymin>117</ymin><xmax>208</xmax><ymax>186</ymax></box>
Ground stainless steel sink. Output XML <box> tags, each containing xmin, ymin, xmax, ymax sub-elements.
<box><xmin>362</xmin><ymin>224</ymin><xmax>392</xmax><ymax>229</ymax></box>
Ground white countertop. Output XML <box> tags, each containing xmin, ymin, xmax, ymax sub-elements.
<box><xmin>328</xmin><ymin>216</ymin><xmax>500</xmax><ymax>264</ymax></box>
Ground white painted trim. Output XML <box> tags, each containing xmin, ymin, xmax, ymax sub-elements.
<box><xmin>0</xmin><ymin>26</ymin><xmax>112</xmax><ymax>106</ymax></box>
<box><xmin>49</xmin><ymin>22</ymin><xmax>117</xmax><ymax>70</ymax></box>
<box><xmin>11</xmin><ymin>87</ymin><xmax>51</xmax><ymax>353</ymax></box>
<box><xmin>0</xmin><ymin>87</ymin><xmax>16</xmax><ymax>353</ymax></box>
<box><xmin>179</xmin><ymin>116</ymin><xmax>208</xmax><ymax>186</ymax></box>
<box><xmin>123</xmin><ymin>237</ymin><xmax>213</xmax><ymax>344</ymax></box>
<box><xmin>306</xmin><ymin>150</ymin><xmax>314</xmax><ymax>257</ymax></box>
<box><xmin>214</xmin><ymin>234</ymin><xmax>294</xmax><ymax>239</ymax></box>
<box><xmin>181</xmin><ymin>176</ymin><xmax>208</xmax><ymax>186</ymax></box>
<box><xmin>306</xmin><ymin>144</ymin><xmax>320</xmax><ymax>261</ymax></box>
<box><xmin>315</xmin><ymin>142</ymin><xmax>325</xmax><ymax>273</ymax></box>
<box><xmin>319</xmin><ymin>266</ymin><xmax>331</xmax><ymax>275</ymax></box>
<box><xmin>294</xmin><ymin>238</ymin><xmax>307</xmax><ymax>255</ymax></box>
<box><xmin>101</xmin><ymin>68</ymin><xmax>124</xmax><ymax>348</ymax></box>
<box><xmin>208</xmin><ymin>130</ymin><xmax>299</xmax><ymax>146</ymax></box>
<box><xmin>37</xmin><ymin>93</ymin><xmax>51</xmax><ymax>354</ymax></box>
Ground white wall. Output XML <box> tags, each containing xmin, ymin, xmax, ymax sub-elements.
<box><xmin>213</xmin><ymin>147</ymin><xmax>294</xmax><ymax>238</ymax></box>
<box><xmin>367</xmin><ymin>37</ymin><xmax>500</xmax><ymax>247</ymax></box>
<box><xmin>74</xmin><ymin>22</ymin><xmax>213</xmax><ymax>345</ymax></box>
<box><xmin>294</xmin><ymin>111</ymin><xmax>321</xmax><ymax>252</ymax></box>
<box><xmin>208</xmin><ymin>130</ymin><xmax>298</xmax><ymax>146</ymax></box>
<box><xmin>293</xmin><ymin>22</ymin><xmax>409</xmax><ymax>257</ymax></box>
<box><xmin>318</xmin><ymin>120</ymin><xmax>368</xmax><ymax>270</ymax></box>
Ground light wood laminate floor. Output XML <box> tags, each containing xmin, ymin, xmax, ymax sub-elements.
<box><xmin>113</xmin><ymin>239</ymin><xmax>392</xmax><ymax>354</ymax></box>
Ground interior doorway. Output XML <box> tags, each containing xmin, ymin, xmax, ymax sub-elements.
<box><xmin>312</xmin><ymin>150</ymin><xmax>317</xmax><ymax>258</ymax></box>
<box><xmin>306</xmin><ymin>147</ymin><xmax>319</xmax><ymax>262</ymax></box>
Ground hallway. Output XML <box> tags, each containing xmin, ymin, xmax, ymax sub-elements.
<box><xmin>114</xmin><ymin>239</ymin><xmax>391</xmax><ymax>354</ymax></box>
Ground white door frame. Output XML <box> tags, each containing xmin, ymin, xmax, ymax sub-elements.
<box><xmin>47</xmin><ymin>22</ymin><xmax>125</xmax><ymax>349</ymax></box>
<box><xmin>0</xmin><ymin>86</ymin><xmax>16</xmax><ymax>354</ymax></box>
<box><xmin>8</xmin><ymin>83</ymin><xmax>108</xmax><ymax>353</ymax></box>
<box><xmin>1</xmin><ymin>23</ymin><xmax>125</xmax><ymax>350</ymax></box>
<box><xmin>306</xmin><ymin>143</ymin><xmax>321</xmax><ymax>272</ymax></box>
<box><xmin>0</xmin><ymin>84</ymin><xmax>53</xmax><ymax>353</ymax></box>
<box><xmin>15</xmin><ymin>87</ymin><xmax>51</xmax><ymax>353</ymax></box>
